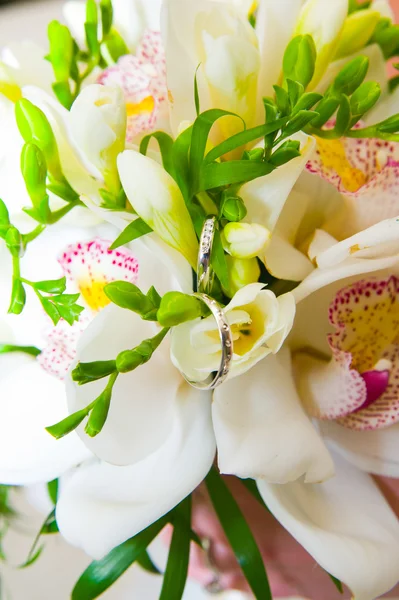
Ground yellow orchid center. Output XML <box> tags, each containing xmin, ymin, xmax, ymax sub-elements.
<box><xmin>0</xmin><ymin>81</ymin><xmax>22</xmax><ymax>103</ymax></box>
<box><xmin>316</xmin><ymin>138</ymin><xmax>367</xmax><ymax>193</ymax></box>
<box><xmin>126</xmin><ymin>95</ymin><xmax>155</xmax><ymax>117</ymax></box>
<box><xmin>79</xmin><ymin>279</ymin><xmax>111</xmax><ymax>312</ymax></box>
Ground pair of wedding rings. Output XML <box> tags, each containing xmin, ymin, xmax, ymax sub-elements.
<box><xmin>182</xmin><ymin>217</ymin><xmax>233</xmax><ymax>391</ymax></box>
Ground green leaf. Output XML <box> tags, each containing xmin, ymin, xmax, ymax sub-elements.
<box><xmin>19</xmin><ymin>509</ymin><xmax>58</xmax><ymax>570</ymax></box>
<box><xmin>46</xmin><ymin>407</ymin><xmax>91</xmax><ymax>439</ymax></box>
<box><xmin>51</xmin><ymin>293</ymin><xmax>81</xmax><ymax>306</ymax></box>
<box><xmin>171</xmin><ymin>125</ymin><xmax>193</xmax><ymax>202</ymax></box>
<box><xmin>190</xmin><ymin>109</ymin><xmax>245</xmax><ymax>194</ymax></box>
<box><xmin>376</xmin><ymin>113</ymin><xmax>399</xmax><ymax>133</ymax></box>
<box><xmin>139</xmin><ymin>131</ymin><xmax>175</xmax><ymax>177</ymax></box>
<box><xmin>136</xmin><ymin>550</ymin><xmax>161</xmax><ymax>575</ymax></box>
<box><xmin>194</xmin><ymin>65</ymin><xmax>201</xmax><ymax>117</ymax></box>
<box><xmin>34</xmin><ymin>277</ymin><xmax>66</xmax><ymax>294</ymax></box>
<box><xmin>0</xmin><ymin>344</ymin><xmax>41</xmax><ymax>357</ymax></box>
<box><xmin>47</xmin><ymin>479</ymin><xmax>59</xmax><ymax>505</ymax></box>
<box><xmin>157</xmin><ymin>292</ymin><xmax>209</xmax><ymax>327</ymax></box>
<box><xmin>110</xmin><ymin>218</ymin><xmax>152</xmax><ymax>249</ymax></box>
<box><xmin>0</xmin><ymin>198</ymin><xmax>10</xmax><ymax>227</ymax></box>
<box><xmin>204</xmin><ymin>119</ymin><xmax>288</xmax><ymax>165</ymax></box>
<box><xmin>85</xmin><ymin>22</ymin><xmax>100</xmax><ymax>59</ymax></box>
<box><xmin>104</xmin><ymin>281</ymin><xmax>160</xmax><ymax>320</ymax></box>
<box><xmin>159</xmin><ymin>497</ymin><xmax>191</xmax><ymax>600</ymax></box>
<box><xmin>72</xmin><ymin>360</ymin><xmax>117</xmax><ymax>385</ymax></box>
<box><xmin>199</xmin><ymin>161</ymin><xmax>274</xmax><ymax>191</ymax></box>
<box><xmin>72</xmin><ymin>516</ymin><xmax>168</xmax><ymax>600</ymax></box>
<box><xmin>283</xmin><ymin>34</ymin><xmax>317</xmax><ymax>89</ymax></box>
<box><xmin>328</xmin><ymin>573</ymin><xmax>344</xmax><ymax>594</ymax></box>
<box><xmin>205</xmin><ymin>468</ymin><xmax>272</xmax><ymax>600</ymax></box>
<box><xmin>241</xmin><ymin>480</ymin><xmax>269</xmax><ymax>511</ymax></box>
<box><xmin>211</xmin><ymin>229</ymin><xmax>229</xmax><ymax>291</ymax></box>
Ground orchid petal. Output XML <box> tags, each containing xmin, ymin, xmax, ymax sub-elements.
<box><xmin>67</xmin><ymin>304</ymin><xmax>183</xmax><ymax>466</ymax></box>
<box><xmin>0</xmin><ymin>353</ymin><xmax>90</xmax><ymax>485</ymax></box>
<box><xmin>212</xmin><ymin>349</ymin><xmax>334</xmax><ymax>483</ymax></box>
<box><xmin>322</xmin><ymin>420</ymin><xmax>399</xmax><ymax>478</ymax></box>
<box><xmin>56</xmin><ymin>382</ymin><xmax>215</xmax><ymax>558</ymax></box>
<box><xmin>257</xmin><ymin>453</ymin><xmax>399</xmax><ymax>600</ymax></box>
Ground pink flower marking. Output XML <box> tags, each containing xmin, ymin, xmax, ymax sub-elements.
<box><xmin>98</xmin><ymin>30</ymin><xmax>168</xmax><ymax>141</ymax></box>
<box><xmin>38</xmin><ymin>238</ymin><xmax>139</xmax><ymax>380</ymax></box>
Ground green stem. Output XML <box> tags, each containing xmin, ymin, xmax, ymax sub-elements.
<box><xmin>23</xmin><ymin>225</ymin><xmax>46</xmax><ymax>245</ymax></box>
<box><xmin>48</xmin><ymin>201</ymin><xmax>82</xmax><ymax>224</ymax></box>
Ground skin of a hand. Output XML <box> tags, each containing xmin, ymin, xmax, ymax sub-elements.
<box><xmin>183</xmin><ymin>3</ymin><xmax>399</xmax><ymax>597</ymax></box>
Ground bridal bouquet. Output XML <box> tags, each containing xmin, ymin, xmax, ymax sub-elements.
<box><xmin>2</xmin><ymin>0</ymin><xmax>399</xmax><ymax>598</ymax></box>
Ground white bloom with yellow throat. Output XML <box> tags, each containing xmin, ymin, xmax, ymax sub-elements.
<box><xmin>171</xmin><ymin>283</ymin><xmax>296</xmax><ymax>382</ymax></box>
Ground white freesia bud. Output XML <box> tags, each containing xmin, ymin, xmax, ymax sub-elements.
<box><xmin>69</xmin><ymin>84</ymin><xmax>127</xmax><ymax>194</ymax></box>
<box><xmin>223</xmin><ymin>222</ymin><xmax>270</xmax><ymax>259</ymax></box>
<box><xmin>294</xmin><ymin>0</ymin><xmax>348</xmax><ymax>87</ymax></box>
<box><xmin>171</xmin><ymin>283</ymin><xmax>296</xmax><ymax>380</ymax></box>
<box><xmin>117</xmin><ymin>150</ymin><xmax>198</xmax><ymax>268</ymax></box>
<box><xmin>334</xmin><ymin>9</ymin><xmax>381</xmax><ymax>59</ymax></box>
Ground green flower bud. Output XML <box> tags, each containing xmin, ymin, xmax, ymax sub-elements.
<box><xmin>21</xmin><ymin>143</ymin><xmax>48</xmax><ymax>205</ymax></box>
<box><xmin>5</xmin><ymin>226</ymin><xmax>23</xmax><ymax>258</ymax></box>
<box><xmin>270</xmin><ymin>140</ymin><xmax>301</xmax><ymax>167</ymax></box>
<box><xmin>100</xmin><ymin>0</ymin><xmax>114</xmax><ymax>37</ymax></box>
<box><xmin>85</xmin><ymin>376</ymin><xmax>116</xmax><ymax>439</ymax></box>
<box><xmin>350</xmin><ymin>81</ymin><xmax>381</xmax><ymax>122</ymax></box>
<box><xmin>283</xmin><ymin>35</ymin><xmax>317</xmax><ymax>89</ymax></box>
<box><xmin>48</xmin><ymin>21</ymin><xmax>74</xmax><ymax>83</ymax></box>
<box><xmin>333</xmin><ymin>56</ymin><xmax>369</xmax><ymax>96</ymax></box>
<box><xmin>225</xmin><ymin>256</ymin><xmax>261</xmax><ymax>297</ymax></box>
<box><xmin>15</xmin><ymin>99</ymin><xmax>63</xmax><ymax>181</ymax></box>
<box><xmin>334</xmin><ymin>10</ymin><xmax>380</xmax><ymax>59</ymax></box>
<box><xmin>222</xmin><ymin>195</ymin><xmax>247</xmax><ymax>222</ymax></box>
<box><xmin>8</xmin><ymin>278</ymin><xmax>26</xmax><ymax>315</ymax></box>
<box><xmin>157</xmin><ymin>292</ymin><xmax>208</xmax><ymax>327</ymax></box>
<box><xmin>0</xmin><ymin>198</ymin><xmax>10</xmax><ymax>234</ymax></box>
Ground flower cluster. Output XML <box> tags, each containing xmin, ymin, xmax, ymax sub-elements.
<box><xmin>1</xmin><ymin>0</ymin><xmax>399</xmax><ymax>598</ymax></box>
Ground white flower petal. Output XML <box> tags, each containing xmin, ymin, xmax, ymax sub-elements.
<box><xmin>212</xmin><ymin>349</ymin><xmax>334</xmax><ymax>483</ymax></box>
<box><xmin>2</xmin><ymin>41</ymin><xmax>53</xmax><ymax>93</ymax></box>
<box><xmin>322</xmin><ymin>421</ymin><xmax>399</xmax><ymax>478</ymax></box>
<box><xmin>257</xmin><ymin>453</ymin><xmax>399</xmax><ymax>600</ymax></box>
<box><xmin>56</xmin><ymin>382</ymin><xmax>215</xmax><ymax>558</ymax></box>
<box><xmin>256</xmin><ymin>0</ymin><xmax>303</xmax><ymax>104</ymax></box>
<box><xmin>68</xmin><ymin>304</ymin><xmax>183</xmax><ymax>466</ymax></box>
<box><xmin>0</xmin><ymin>354</ymin><xmax>90</xmax><ymax>485</ymax></box>
<box><xmin>242</xmin><ymin>133</ymin><xmax>316</xmax><ymax>233</ymax></box>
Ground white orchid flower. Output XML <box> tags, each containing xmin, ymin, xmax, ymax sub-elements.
<box><xmin>0</xmin><ymin>41</ymin><xmax>53</xmax><ymax>99</ymax></box>
<box><xmin>213</xmin><ymin>220</ymin><xmax>399</xmax><ymax>598</ymax></box>
<box><xmin>64</xmin><ymin>0</ymin><xmax>162</xmax><ymax>52</ymax></box>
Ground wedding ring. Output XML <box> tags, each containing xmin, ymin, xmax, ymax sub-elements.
<box><xmin>182</xmin><ymin>293</ymin><xmax>233</xmax><ymax>390</ymax></box>
<box><xmin>197</xmin><ymin>217</ymin><xmax>216</xmax><ymax>294</ymax></box>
